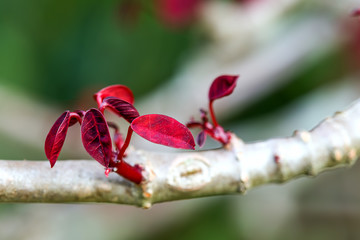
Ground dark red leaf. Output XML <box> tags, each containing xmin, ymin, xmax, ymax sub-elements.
<box><xmin>94</xmin><ymin>84</ymin><xmax>134</xmax><ymax>108</ymax></box>
<box><xmin>81</xmin><ymin>109</ymin><xmax>113</xmax><ymax>167</ymax></box>
<box><xmin>45</xmin><ymin>111</ymin><xmax>71</xmax><ymax>168</ymax></box>
<box><xmin>100</xmin><ymin>97</ymin><xmax>140</xmax><ymax>123</ymax></box>
<box><xmin>131</xmin><ymin>114</ymin><xmax>195</xmax><ymax>150</ymax></box>
<box><xmin>353</xmin><ymin>9</ymin><xmax>360</xmax><ymax>17</ymax></box>
<box><xmin>196</xmin><ymin>130</ymin><xmax>206</xmax><ymax>148</ymax></box>
<box><xmin>208</xmin><ymin>75</ymin><xmax>239</xmax><ymax>102</ymax></box>
<box><xmin>69</xmin><ymin>111</ymin><xmax>84</xmax><ymax>126</ymax></box>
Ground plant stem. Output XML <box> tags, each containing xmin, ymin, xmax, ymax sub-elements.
<box><xmin>118</xmin><ymin>126</ymin><xmax>133</xmax><ymax>160</ymax></box>
<box><xmin>1</xmin><ymin>98</ymin><xmax>360</xmax><ymax>206</ymax></box>
<box><xmin>209</xmin><ymin>101</ymin><xmax>218</xmax><ymax>127</ymax></box>
<box><xmin>114</xmin><ymin>161</ymin><xmax>143</xmax><ymax>184</ymax></box>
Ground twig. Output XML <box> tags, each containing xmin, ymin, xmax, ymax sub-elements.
<box><xmin>1</xmin><ymin>99</ymin><xmax>360</xmax><ymax>208</ymax></box>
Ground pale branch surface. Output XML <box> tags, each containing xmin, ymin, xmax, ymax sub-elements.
<box><xmin>1</xmin><ymin>99</ymin><xmax>360</xmax><ymax>208</ymax></box>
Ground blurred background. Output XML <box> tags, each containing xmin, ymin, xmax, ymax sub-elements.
<box><xmin>1</xmin><ymin>0</ymin><xmax>360</xmax><ymax>239</ymax></box>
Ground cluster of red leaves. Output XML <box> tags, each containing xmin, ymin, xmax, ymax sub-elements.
<box><xmin>45</xmin><ymin>75</ymin><xmax>238</xmax><ymax>183</ymax></box>
<box><xmin>45</xmin><ymin>85</ymin><xmax>195</xmax><ymax>184</ymax></box>
<box><xmin>187</xmin><ymin>75</ymin><xmax>238</xmax><ymax>147</ymax></box>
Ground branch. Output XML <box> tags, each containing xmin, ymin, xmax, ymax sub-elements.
<box><xmin>1</xmin><ymin>99</ymin><xmax>360</xmax><ymax>208</ymax></box>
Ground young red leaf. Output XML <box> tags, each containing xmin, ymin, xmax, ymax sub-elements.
<box><xmin>94</xmin><ymin>84</ymin><xmax>134</xmax><ymax>108</ymax></box>
<box><xmin>100</xmin><ymin>97</ymin><xmax>140</xmax><ymax>123</ymax></box>
<box><xmin>69</xmin><ymin>111</ymin><xmax>84</xmax><ymax>126</ymax></box>
<box><xmin>45</xmin><ymin>111</ymin><xmax>71</xmax><ymax>168</ymax></box>
<box><xmin>81</xmin><ymin>109</ymin><xmax>113</xmax><ymax>167</ymax></box>
<box><xmin>196</xmin><ymin>130</ymin><xmax>206</xmax><ymax>148</ymax></box>
<box><xmin>208</xmin><ymin>75</ymin><xmax>239</xmax><ymax>102</ymax></box>
<box><xmin>131</xmin><ymin>114</ymin><xmax>195</xmax><ymax>150</ymax></box>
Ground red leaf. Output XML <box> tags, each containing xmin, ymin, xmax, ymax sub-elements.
<box><xmin>100</xmin><ymin>97</ymin><xmax>140</xmax><ymax>123</ymax></box>
<box><xmin>94</xmin><ymin>84</ymin><xmax>134</xmax><ymax>108</ymax></box>
<box><xmin>196</xmin><ymin>130</ymin><xmax>206</xmax><ymax>148</ymax></box>
<box><xmin>69</xmin><ymin>111</ymin><xmax>84</xmax><ymax>126</ymax></box>
<box><xmin>45</xmin><ymin>111</ymin><xmax>71</xmax><ymax>168</ymax></box>
<box><xmin>208</xmin><ymin>75</ymin><xmax>239</xmax><ymax>102</ymax></box>
<box><xmin>156</xmin><ymin>0</ymin><xmax>202</xmax><ymax>28</ymax></box>
<box><xmin>353</xmin><ymin>9</ymin><xmax>360</xmax><ymax>17</ymax></box>
<box><xmin>81</xmin><ymin>109</ymin><xmax>113</xmax><ymax>167</ymax></box>
<box><xmin>131</xmin><ymin>114</ymin><xmax>195</xmax><ymax>150</ymax></box>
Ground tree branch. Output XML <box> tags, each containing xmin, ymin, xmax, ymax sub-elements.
<box><xmin>1</xmin><ymin>99</ymin><xmax>360</xmax><ymax>208</ymax></box>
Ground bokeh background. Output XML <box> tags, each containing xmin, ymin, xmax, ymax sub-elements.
<box><xmin>1</xmin><ymin>0</ymin><xmax>360</xmax><ymax>239</ymax></box>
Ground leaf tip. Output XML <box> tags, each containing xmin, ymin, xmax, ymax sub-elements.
<box><xmin>44</xmin><ymin>111</ymin><xmax>72</xmax><ymax>169</ymax></box>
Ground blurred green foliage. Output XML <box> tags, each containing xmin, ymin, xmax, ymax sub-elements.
<box><xmin>0</xmin><ymin>132</ymin><xmax>44</xmax><ymax>160</ymax></box>
<box><xmin>130</xmin><ymin>198</ymin><xmax>241</xmax><ymax>240</ymax></box>
<box><xmin>0</xmin><ymin>0</ymin><xmax>194</xmax><ymax>105</ymax></box>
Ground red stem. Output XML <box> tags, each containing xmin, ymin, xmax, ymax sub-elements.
<box><xmin>107</xmin><ymin>125</ymin><xmax>142</xmax><ymax>184</ymax></box>
<box><xmin>118</xmin><ymin>126</ymin><xmax>133</xmax><ymax>160</ymax></box>
<box><xmin>209</xmin><ymin>101</ymin><xmax>218</xmax><ymax>127</ymax></box>
<box><xmin>114</xmin><ymin>161</ymin><xmax>143</xmax><ymax>184</ymax></box>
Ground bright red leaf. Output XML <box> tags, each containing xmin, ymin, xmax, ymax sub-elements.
<box><xmin>81</xmin><ymin>109</ymin><xmax>113</xmax><ymax>167</ymax></box>
<box><xmin>100</xmin><ymin>97</ymin><xmax>140</xmax><ymax>123</ymax></box>
<box><xmin>131</xmin><ymin>114</ymin><xmax>195</xmax><ymax>149</ymax></box>
<box><xmin>208</xmin><ymin>75</ymin><xmax>239</xmax><ymax>102</ymax></box>
<box><xmin>45</xmin><ymin>111</ymin><xmax>81</xmax><ymax>168</ymax></box>
<box><xmin>94</xmin><ymin>84</ymin><xmax>134</xmax><ymax>108</ymax></box>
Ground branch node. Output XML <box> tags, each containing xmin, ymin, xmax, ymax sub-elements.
<box><xmin>228</xmin><ymin>134</ymin><xmax>246</xmax><ymax>193</ymax></box>
<box><xmin>273</xmin><ymin>153</ymin><xmax>286</xmax><ymax>181</ymax></box>
<box><xmin>293</xmin><ymin>130</ymin><xmax>312</xmax><ymax>143</ymax></box>
<box><xmin>347</xmin><ymin>148</ymin><xmax>358</xmax><ymax>165</ymax></box>
<box><xmin>142</xmin><ymin>201</ymin><xmax>152</xmax><ymax>209</ymax></box>
<box><xmin>140</xmin><ymin>168</ymin><xmax>155</xmax><ymax>208</ymax></box>
<box><xmin>239</xmin><ymin>174</ymin><xmax>249</xmax><ymax>194</ymax></box>
<box><xmin>166</xmin><ymin>155</ymin><xmax>211</xmax><ymax>192</ymax></box>
<box><xmin>332</xmin><ymin>149</ymin><xmax>343</xmax><ymax>162</ymax></box>
<box><xmin>293</xmin><ymin>130</ymin><xmax>316</xmax><ymax>176</ymax></box>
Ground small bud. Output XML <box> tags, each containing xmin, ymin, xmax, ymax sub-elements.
<box><xmin>105</xmin><ymin>168</ymin><xmax>111</xmax><ymax>177</ymax></box>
